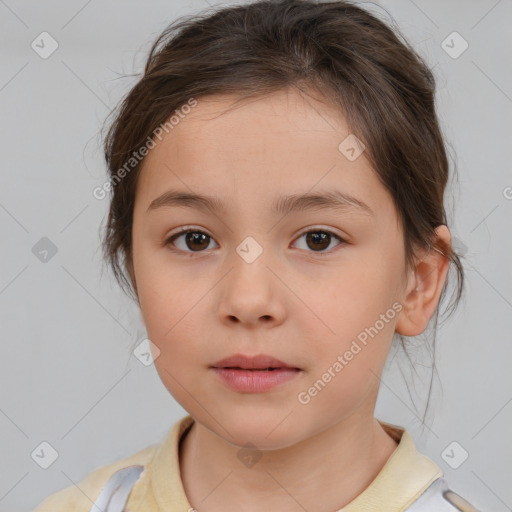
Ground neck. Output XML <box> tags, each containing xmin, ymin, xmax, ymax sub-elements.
<box><xmin>179</xmin><ymin>412</ymin><xmax>398</xmax><ymax>512</ymax></box>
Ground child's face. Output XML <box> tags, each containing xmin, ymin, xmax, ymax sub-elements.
<box><xmin>131</xmin><ymin>87</ymin><xmax>410</xmax><ymax>449</ymax></box>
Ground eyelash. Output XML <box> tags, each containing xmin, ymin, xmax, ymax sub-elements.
<box><xmin>164</xmin><ymin>227</ymin><xmax>347</xmax><ymax>256</ymax></box>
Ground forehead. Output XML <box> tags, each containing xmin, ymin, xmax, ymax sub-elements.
<box><xmin>134</xmin><ymin>88</ymin><xmax>395</xmax><ymax>221</ymax></box>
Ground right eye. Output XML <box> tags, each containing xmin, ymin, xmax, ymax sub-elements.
<box><xmin>165</xmin><ymin>228</ymin><xmax>219</xmax><ymax>253</ymax></box>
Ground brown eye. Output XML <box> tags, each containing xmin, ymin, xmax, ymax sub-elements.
<box><xmin>305</xmin><ymin>232</ymin><xmax>330</xmax><ymax>251</ymax></box>
<box><xmin>294</xmin><ymin>229</ymin><xmax>345</xmax><ymax>254</ymax></box>
<box><xmin>166</xmin><ymin>229</ymin><xmax>217</xmax><ymax>252</ymax></box>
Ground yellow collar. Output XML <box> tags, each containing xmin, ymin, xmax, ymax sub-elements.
<box><xmin>339</xmin><ymin>420</ymin><xmax>442</xmax><ymax>511</ymax></box>
<box><xmin>148</xmin><ymin>415</ymin><xmax>442</xmax><ymax>512</ymax></box>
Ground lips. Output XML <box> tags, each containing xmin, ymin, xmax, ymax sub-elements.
<box><xmin>210</xmin><ymin>353</ymin><xmax>300</xmax><ymax>371</ymax></box>
<box><xmin>210</xmin><ymin>354</ymin><xmax>302</xmax><ymax>393</ymax></box>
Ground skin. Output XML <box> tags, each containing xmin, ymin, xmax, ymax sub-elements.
<box><xmin>129</xmin><ymin>86</ymin><xmax>451</xmax><ymax>512</ymax></box>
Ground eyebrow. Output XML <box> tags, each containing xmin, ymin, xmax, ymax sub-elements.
<box><xmin>146</xmin><ymin>189</ymin><xmax>374</xmax><ymax>217</ymax></box>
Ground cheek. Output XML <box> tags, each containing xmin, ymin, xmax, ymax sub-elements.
<box><xmin>134</xmin><ymin>245</ymin><xmax>186</xmax><ymax>329</ymax></box>
<box><xmin>134</xmin><ymin>251</ymin><xmax>212</xmax><ymax>369</ymax></box>
<box><xmin>328</xmin><ymin>237</ymin><xmax>404</xmax><ymax>316</ymax></box>
<box><xmin>297</xmin><ymin>315</ymin><xmax>394</xmax><ymax>416</ymax></box>
<box><xmin>300</xmin><ymin>249</ymin><xmax>400</xmax><ymax>379</ymax></box>
<box><xmin>317</xmin><ymin>266</ymin><xmax>399</xmax><ymax>330</ymax></box>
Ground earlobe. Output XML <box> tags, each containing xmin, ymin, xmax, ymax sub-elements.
<box><xmin>395</xmin><ymin>225</ymin><xmax>452</xmax><ymax>337</ymax></box>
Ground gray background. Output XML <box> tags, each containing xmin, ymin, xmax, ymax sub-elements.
<box><xmin>1</xmin><ymin>0</ymin><xmax>511</xmax><ymax>510</ymax></box>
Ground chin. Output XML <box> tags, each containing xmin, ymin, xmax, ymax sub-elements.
<box><xmin>208</xmin><ymin>408</ymin><xmax>308</xmax><ymax>451</ymax></box>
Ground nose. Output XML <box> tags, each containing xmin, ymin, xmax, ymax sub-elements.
<box><xmin>216</xmin><ymin>247</ymin><xmax>286</xmax><ymax>328</ymax></box>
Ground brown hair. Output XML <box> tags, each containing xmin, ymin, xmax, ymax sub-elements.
<box><xmin>100</xmin><ymin>0</ymin><xmax>464</xmax><ymax>420</ymax></box>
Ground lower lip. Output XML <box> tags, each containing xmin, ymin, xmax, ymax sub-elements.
<box><xmin>211</xmin><ymin>367</ymin><xmax>301</xmax><ymax>392</ymax></box>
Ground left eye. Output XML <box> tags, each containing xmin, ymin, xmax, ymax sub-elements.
<box><xmin>292</xmin><ymin>229</ymin><xmax>345</xmax><ymax>253</ymax></box>
<box><xmin>165</xmin><ymin>228</ymin><xmax>345</xmax><ymax>254</ymax></box>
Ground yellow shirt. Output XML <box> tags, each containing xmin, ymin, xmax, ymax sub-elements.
<box><xmin>32</xmin><ymin>415</ymin><xmax>474</xmax><ymax>512</ymax></box>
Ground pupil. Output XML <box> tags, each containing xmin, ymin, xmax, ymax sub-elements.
<box><xmin>186</xmin><ymin>232</ymin><xmax>209</xmax><ymax>251</ymax></box>
<box><xmin>306</xmin><ymin>232</ymin><xmax>330</xmax><ymax>251</ymax></box>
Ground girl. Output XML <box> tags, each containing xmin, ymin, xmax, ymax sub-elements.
<box><xmin>33</xmin><ymin>0</ymin><xmax>481</xmax><ymax>510</ymax></box>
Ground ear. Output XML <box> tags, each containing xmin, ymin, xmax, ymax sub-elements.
<box><xmin>395</xmin><ymin>225</ymin><xmax>452</xmax><ymax>337</ymax></box>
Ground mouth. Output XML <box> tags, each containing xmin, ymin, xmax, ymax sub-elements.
<box><xmin>217</xmin><ymin>367</ymin><xmax>294</xmax><ymax>371</ymax></box>
<box><xmin>209</xmin><ymin>354</ymin><xmax>302</xmax><ymax>392</ymax></box>
<box><xmin>210</xmin><ymin>353</ymin><xmax>301</xmax><ymax>371</ymax></box>
<box><xmin>210</xmin><ymin>366</ymin><xmax>301</xmax><ymax>393</ymax></box>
